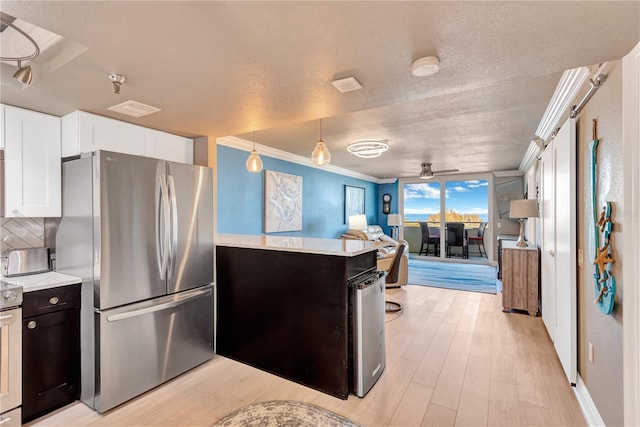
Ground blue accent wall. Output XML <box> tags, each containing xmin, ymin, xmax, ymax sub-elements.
<box><xmin>217</xmin><ymin>145</ymin><xmax>380</xmax><ymax>238</ymax></box>
<box><xmin>377</xmin><ymin>181</ymin><xmax>399</xmax><ymax>236</ymax></box>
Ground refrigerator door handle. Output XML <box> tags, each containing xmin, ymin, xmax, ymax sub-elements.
<box><xmin>156</xmin><ymin>175</ymin><xmax>170</xmax><ymax>279</ymax></box>
<box><xmin>167</xmin><ymin>174</ymin><xmax>178</xmax><ymax>279</ymax></box>
<box><xmin>106</xmin><ymin>287</ymin><xmax>213</xmax><ymax>322</ymax></box>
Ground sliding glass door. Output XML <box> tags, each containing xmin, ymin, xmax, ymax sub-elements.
<box><xmin>401</xmin><ymin>178</ymin><xmax>489</xmax><ymax>261</ymax></box>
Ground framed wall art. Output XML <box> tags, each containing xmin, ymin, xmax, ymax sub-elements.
<box><xmin>265</xmin><ymin>170</ymin><xmax>303</xmax><ymax>233</ymax></box>
<box><xmin>344</xmin><ymin>185</ymin><xmax>365</xmax><ymax>224</ymax></box>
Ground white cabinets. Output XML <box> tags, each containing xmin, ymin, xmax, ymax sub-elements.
<box><xmin>61</xmin><ymin>111</ymin><xmax>193</xmax><ymax>163</ymax></box>
<box><xmin>3</xmin><ymin>105</ymin><xmax>61</xmax><ymax>217</ymax></box>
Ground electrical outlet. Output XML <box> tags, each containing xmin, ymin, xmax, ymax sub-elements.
<box><xmin>588</xmin><ymin>342</ymin><xmax>594</xmax><ymax>363</ymax></box>
<box><xmin>578</xmin><ymin>249</ymin><xmax>584</xmax><ymax>267</ymax></box>
<box><xmin>497</xmin><ymin>222</ymin><xmax>502</xmax><ymax>229</ymax></box>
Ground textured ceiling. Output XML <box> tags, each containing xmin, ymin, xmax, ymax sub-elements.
<box><xmin>1</xmin><ymin>1</ymin><xmax>638</xmax><ymax>179</ymax></box>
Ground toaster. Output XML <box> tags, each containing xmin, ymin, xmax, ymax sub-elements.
<box><xmin>1</xmin><ymin>247</ymin><xmax>51</xmax><ymax>277</ymax></box>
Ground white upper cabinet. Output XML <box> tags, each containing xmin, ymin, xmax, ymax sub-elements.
<box><xmin>4</xmin><ymin>105</ymin><xmax>61</xmax><ymax>217</ymax></box>
<box><xmin>144</xmin><ymin>128</ymin><xmax>194</xmax><ymax>163</ymax></box>
<box><xmin>62</xmin><ymin>111</ymin><xmax>193</xmax><ymax>164</ymax></box>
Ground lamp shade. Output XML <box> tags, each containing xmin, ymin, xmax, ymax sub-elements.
<box><xmin>348</xmin><ymin>214</ymin><xmax>367</xmax><ymax>230</ymax></box>
<box><xmin>387</xmin><ymin>214</ymin><xmax>402</xmax><ymax>227</ymax></box>
<box><xmin>509</xmin><ymin>199</ymin><xmax>538</xmax><ymax>218</ymax></box>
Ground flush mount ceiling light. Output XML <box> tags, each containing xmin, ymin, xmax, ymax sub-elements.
<box><xmin>311</xmin><ymin>119</ymin><xmax>331</xmax><ymax>166</ymax></box>
<box><xmin>246</xmin><ymin>132</ymin><xmax>263</xmax><ymax>173</ymax></box>
<box><xmin>347</xmin><ymin>140</ymin><xmax>389</xmax><ymax>158</ymax></box>
<box><xmin>331</xmin><ymin>76</ymin><xmax>362</xmax><ymax>93</ymax></box>
<box><xmin>0</xmin><ymin>15</ymin><xmax>40</xmax><ymax>86</ymax></box>
<box><xmin>411</xmin><ymin>56</ymin><xmax>440</xmax><ymax>77</ymax></box>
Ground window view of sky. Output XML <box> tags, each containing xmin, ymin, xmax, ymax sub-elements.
<box><xmin>404</xmin><ymin>180</ymin><xmax>489</xmax><ymax>222</ymax></box>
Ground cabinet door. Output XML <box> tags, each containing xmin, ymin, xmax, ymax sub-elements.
<box><xmin>144</xmin><ymin>128</ymin><xmax>193</xmax><ymax>163</ymax></box>
<box><xmin>22</xmin><ymin>309</ymin><xmax>80</xmax><ymax>423</ymax></box>
<box><xmin>4</xmin><ymin>106</ymin><xmax>61</xmax><ymax>217</ymax></box>
<box><xmin>78</xmin><ymin>111</ymin><xmax>145</xmax><ymax>155</ymax></box>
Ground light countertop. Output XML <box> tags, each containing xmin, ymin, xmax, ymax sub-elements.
<box><xmin>502</xmin><ymin>240</ymin><xmax>538</xmax><ymax>251</ymax></box>
<box><xmin>216</xmin><ymin>234</ymin><xmax>385</xmax><ymax>257</ymax></box>
<box><xmin>1</xmin><ymin>271</ymin><xmax>82</xmax><ymax>293</ymax></box>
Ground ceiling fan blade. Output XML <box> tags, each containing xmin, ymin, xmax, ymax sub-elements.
<box><xmin>432</xmin><ymin>168</ymin><xmax>459</xmax><ymax>174</ymax></box>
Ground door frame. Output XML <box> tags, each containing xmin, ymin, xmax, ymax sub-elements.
<box><xmin>397</xmin><ymin>172</ymin><xmax>494</xmax><ymax>262</ymax></box>
<box><xmin>623</xmin><ymin>41</ymin><xmax>640</xmax><ymax>427</ymax></box>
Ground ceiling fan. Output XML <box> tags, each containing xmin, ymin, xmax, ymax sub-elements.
<box><xmin>415</xmin><ymin>162</ymin><xmax>459</xmax><ymax>179</ymax></box>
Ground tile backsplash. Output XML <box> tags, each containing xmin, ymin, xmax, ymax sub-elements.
<box><xmin>1</xmin><ymin>217</ymin><xmax>45</xmax><ymax>252</ymax></box>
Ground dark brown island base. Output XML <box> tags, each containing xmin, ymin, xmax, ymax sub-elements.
<box><xmin>215</xmin><ymin>234</ymin><xmax>386</xmax><ymax>399</ymax></box>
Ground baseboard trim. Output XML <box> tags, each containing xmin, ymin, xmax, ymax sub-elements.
<box><xmin>574</xmin><ymin>375</ymin><xmax>606</xmax><ymax>427</ymax></box>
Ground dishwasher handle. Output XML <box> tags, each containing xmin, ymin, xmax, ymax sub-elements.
<box><xmin>350</xmin><ymin>271</ymin><xmax>385</xmax><ymax>290</ymax></box>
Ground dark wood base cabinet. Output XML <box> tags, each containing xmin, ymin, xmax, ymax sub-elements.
<box><xmin>216</xmin><ymin>246</ymin><xmax>376</xmax><ymax>399</ymax></box>
<box><xmin>22</xmin><ymin>284</ymin><xmax>81</xmax><ymax>423</ymax></box>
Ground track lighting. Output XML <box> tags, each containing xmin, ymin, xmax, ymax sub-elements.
<box><xmin>13</xmin><ymin>60</ymin><xmax>33</xmax><ymax>85</ymax></box>
<box><xmin>0</xmin><ymin>15</ymin><xmax>40</xmax><ymax>86</ymax></box>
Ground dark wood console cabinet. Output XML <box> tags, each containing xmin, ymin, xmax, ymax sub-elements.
<box><xmin>22</xmin><ymin>284</ymin><xmax>81</xmax><ymax>423</ymax></box>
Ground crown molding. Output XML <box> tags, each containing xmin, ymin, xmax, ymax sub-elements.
<box><xmin>492</xmin><ymin>169</ymin><xmax>523</xmax><ymax>177</ymax></box>
<box><xmin>535</xmin><ymin>66</ymin><xmax>591</xmax><ymax>141</ymax></box>
<box><xmin>216</xmin><ymin>135</ymin><xmax>383</xmax><ymax>183</ymax></box>
<box><xmin>518</xmin><ymin>139</ymin><xmax>544</xmax><ymax>173</ymax></box>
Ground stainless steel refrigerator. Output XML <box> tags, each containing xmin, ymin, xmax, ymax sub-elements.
<box><xmin>56</xmin><ymin>150</ymin><xmax>214</xmax><ymax>413</ymax></box>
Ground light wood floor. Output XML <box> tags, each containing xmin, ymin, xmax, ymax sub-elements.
<box><xmin>29</xmin><ymin>285</ymin><xmax>585</xmax><ymax>426</ymax></box>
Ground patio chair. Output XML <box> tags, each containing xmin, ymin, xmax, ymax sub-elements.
<box><xmin>468</xmin><ymin>222</ymin><xmax>487</xmax><ymax>257</ymax></box>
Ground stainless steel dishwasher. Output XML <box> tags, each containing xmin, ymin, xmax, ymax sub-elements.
<box><xmin>350</xmin><ymin>269</ymin><xmax>386</xmax><ymax>397</ymax></box>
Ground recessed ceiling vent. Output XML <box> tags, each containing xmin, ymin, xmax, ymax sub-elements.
<box><xmin>331</xmin><ymin>76</ymin><xmax>362</xmax><ymax>93</ymax></box>
<box><xmin>108</xmin><ymin>100</ymin><xmax>161</xmax><ymax>117</ymax></box>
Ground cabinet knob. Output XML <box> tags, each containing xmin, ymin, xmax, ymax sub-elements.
<box><xmin>27</xmin><ymin>320</ymin><xmax>37</xmax><ymax>329</ymax></box>
<box><xmin>49</xmin><ymin>296</ymin><xmax>59</xmax><ymax>305</ymax></box>
<box><xmin>549</xmin><ymin>250</ymin><xmax>555</xmax><ymax>257</ymax></box>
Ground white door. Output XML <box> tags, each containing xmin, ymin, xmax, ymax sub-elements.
<box><xmin>540</xmin><ymin>141</ymin><xmax>555</xmax><ymax>340</ymax></box>
<box><xmin>541</xmin><ymin>118</ymin><xmax>577</xmax><ymax>385</ymax></box>
<box><xmin>553</xmin><ymin>119</ymin><xmax>577</xmax><ymax>385</ymax></box>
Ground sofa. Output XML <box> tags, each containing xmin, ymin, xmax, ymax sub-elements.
<box><xmin>342</xmin><ymin>225</ymin><xmax>409</xmax><ymax>287</ymax></box>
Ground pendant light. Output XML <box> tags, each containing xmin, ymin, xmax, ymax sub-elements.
<box><xmin>312</xmin><ymin>119</ymin><xmax>331</xmax><ymax>166</ymax></box>
<box><xmin>245</xmin><ymin>132</ymin><xmax>263</xmax><ymax>173</ymax></box>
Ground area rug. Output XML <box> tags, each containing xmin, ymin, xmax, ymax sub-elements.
<box><xmin>212</xmin><ymin>400</ymin><xmax>361</xmax><ymax>427</ymax></box>
<box><xmin>408</xmin><ymin>259</ymin><xmax>497</xmax><ymax>294</ymax></box>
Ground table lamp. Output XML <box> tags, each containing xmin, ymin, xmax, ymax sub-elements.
<box><xmin>348</xmin><ymin>214</ymin><xmax>368</xmax><ymax>230</ymax></box>
<box><xmin>387</xmin><ymin>213</ymin><xmax>402</xmax><ymax>240</ymax></box>
<box><xmin>509</xmin><ymin>199</ymin><xmax>538</xmax><ymax>247</ymax></box>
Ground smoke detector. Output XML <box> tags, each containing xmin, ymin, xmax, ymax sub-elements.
<box><xmin>411</xmin><ymin>56</ymin><xmax>440</xmax><ymax>77</ymax></box>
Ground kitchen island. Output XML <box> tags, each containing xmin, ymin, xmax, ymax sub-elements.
<box><xmin>215</xmin><ymin>234</ymin><xmax>385</xmax><ymax>399</ymax></box>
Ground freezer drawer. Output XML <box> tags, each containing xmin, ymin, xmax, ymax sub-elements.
<box><xmin>92</xmin><ymin>284</ymin><xmax>214</xmax><ymax>412</ymax></box>
<box><xmin>351</xmin><ymin>271</ymin><xmax>386</xmax><ymax>397</ymax></box>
